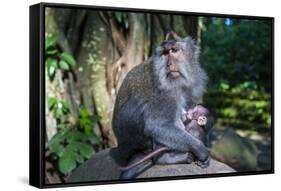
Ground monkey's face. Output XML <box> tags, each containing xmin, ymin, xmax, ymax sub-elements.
<box><xmin>187</xmin><ymin>105</ymin><xmax>209</xmax><ymax>127</ymax></box>
<box><xmin>153</xmin><ymin>38</ymin><xmax>201</xmax><ymax>90</ymax></box>
<box><xmin>157</xmin><ymin>40</ymin><xmax>191</xmax><ymax>79</ymax></box>
<box><xmin>161</xmin><ymin>44</ymin><xmax>182</xmax><ymax>78</ymax></box>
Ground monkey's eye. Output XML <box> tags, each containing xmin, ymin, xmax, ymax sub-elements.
<box><xmin>171</xmin><ymin>47</ymin><xmax>178</xmax><ymax>53</ymax></box>
<box><xmin>162</xmin><ymin>50</ymin><xmax>169</xmax><ymax>56</ymax></box>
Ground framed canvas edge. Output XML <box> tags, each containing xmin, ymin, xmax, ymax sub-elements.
<box><xmin>29</xmin><ymin>2</ymin><xmax>275</xmax><ymax>189</ymax></box>
<box><xmin>29</xmin><ymin>3</ymin><xmax>45</xmax><ymax>188</ymax></box>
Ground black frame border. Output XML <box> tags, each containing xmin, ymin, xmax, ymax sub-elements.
<box><xmin>29</xmin><ymin>2</ymin><xmax>275</xmax><ymax>188</ymax></box>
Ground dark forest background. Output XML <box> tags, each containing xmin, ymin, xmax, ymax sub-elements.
<box><xmin>44</xmin><ymin>7</ymin><xmax>272</xmax><ymax>183</ymax></box>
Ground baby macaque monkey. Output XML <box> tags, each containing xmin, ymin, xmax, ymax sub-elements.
<box><xmin>155</xmin><ymin>105</ymin><xmax>213</xmax><ymax>165</ymax></box>
<box><xmin>121</xmin><ymin>105</ymin><xmax>214</xmax><ymax>176</ymax></box>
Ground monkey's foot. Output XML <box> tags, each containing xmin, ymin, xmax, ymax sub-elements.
<box><xmin>120</xmin><ymin>170</ymin><xmax>136</xmax><ymax>179</ymax></box>
<box><xmin>195</xmin><ymin>157</ymin><xmax>210</xmax><ymax>168</ymax></box>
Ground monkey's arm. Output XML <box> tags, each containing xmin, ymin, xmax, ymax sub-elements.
<box><xmin>144</xmin><ymin>102</ymin><xmax>209</xmax><ymax>162</ymax></box>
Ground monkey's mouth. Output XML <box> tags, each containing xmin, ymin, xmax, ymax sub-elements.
<box><xmin>168</xmin><ymin>71</ymin><xmax>181</xmax><ymax>78</ymax></box>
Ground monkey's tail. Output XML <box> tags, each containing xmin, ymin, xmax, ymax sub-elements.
<box><xmin>120</xmin><ymin>147</ymin><xmax>169</xmax><ymax>171</ymax></box>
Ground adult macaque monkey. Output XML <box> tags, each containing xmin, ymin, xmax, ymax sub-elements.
<box><xmin>112</xmin><ymin>35</ymin><xmax>209</xmax><ymax>178</ymax></box>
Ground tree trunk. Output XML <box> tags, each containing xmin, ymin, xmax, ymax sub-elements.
<box><xmin>77</xmin><ymin>11</ymin><xmax>117</xmax><ymax>147</ymax></box>
<box><xmin>114</xmin><ymin>13</ymin><xmax>146</xmax><ymax>91</ymax></box>
<box><xmin>45</xmin><ymin>9</ymin><xmax>200</xmax><ymax>147</ymax></box>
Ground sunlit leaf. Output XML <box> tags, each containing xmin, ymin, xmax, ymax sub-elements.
<box><xmin>79</xmin><ymin>107</ymin><xmax>90</xmax><ymax>118</ymax></box>
<box><xmin>61</xmin><ymin>52</ymin><xmax>76</xmax><ymax>66</ymax></box>
<box><xmin>60</xmin><ymin>100</ymin><xmax>70</xmax><ymax>113</ymax></box>
<box><xmin>58</xmin><ymin>60</ymin><xmax>70</xmax><ymax>71</ymax></box>
<box><xmin>47</xmin><ymin>47</ymin><xmax>58</xmax><ymax>55</ymax></box>
<box><xmin>55</xmin><ymin>108</ymin><xmax>63</xmax><ymax>119</ymax></box>
<box><xmin>47</xmin><ymin>97</ymin><xmax>56</xmax><ymax>110</ymax></box>
<box><xmin>57</xmin><ymin>124</ymin><xmax>66</xmax><ymax>129</ymax></box>
<box><xmin>46</xmin><ymin>58</ymin><xmax>57</xmax><ymax>78</ymax></box>
<box><xmin>45</xmin><ymin>33</ymin><xmax>58</xmax><ymax>50</ymax></box>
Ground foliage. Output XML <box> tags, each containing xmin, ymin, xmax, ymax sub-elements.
<box><xmin>46</xmin><ymin>126</ymin><xmax>99</xmax><ymax>175</ymax></box>
<box><xmin>45</xmin><ymin>33</ymin><xmax>100</xmax><ymax>176</ymax></box>
<box><xmin>201</xmin><ymin>18</ymin><xmax>272</xmax><ymax>92</ymax></box>
<box><xmin>47</xmin><ymin>97</ymin><xmax>69</xmax><ymax>120</ymax></box>
<box><xmin>77</xmin><ymin>107</ymin><xmax>101</xmax><ymax>136</ymax></box>
<box><xmin>114</xmin><ymin>12</ymin><xmax>129</xmax><ymax>29</ymax></box>
<box><xmin>45</xmin><ymin>33</ymin><xmax>76</xmax><ymax>80</ymax></box>
<box><xmin>201</xmin><ymin>18</ymin><xmax>272</xmax><ymax>130</ymax></box>
<box><xmin>46</xmin><ymin>98</ymin><xmax>100</xmax><ymax>175</ymax></box>
<box><xmin>204</xmin><ymin>81</ymin><xmax>271</xmax><ymax>130</ymax></box>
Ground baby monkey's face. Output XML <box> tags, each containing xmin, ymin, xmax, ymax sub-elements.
<box><xmin>187</xmin><ymin>105</ymin><xmax>209</xmax><ymax>127</ymax></box>
<box><xmin>197</xmin><ymin>116</ymin><xmax>207</xmax><ymax>126</ymax></box>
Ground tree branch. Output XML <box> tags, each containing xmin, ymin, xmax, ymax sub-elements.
<box><xmin>107</xmin><ymin>12</ymin><xmax>127</xmax><ymax>54</ymax></box>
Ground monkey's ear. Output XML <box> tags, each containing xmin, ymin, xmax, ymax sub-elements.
<box><xmin>183</xmin><ymin>36</ymin><xmax>200</xmax><ymax>62</ymax></box>
<box><xmin>165</xmin><ymin>31</ymin><xmax>181</xmax><ymax>41</ymax></box>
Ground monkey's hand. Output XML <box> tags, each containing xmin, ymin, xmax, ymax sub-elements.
<box><xmin>144</xmin><ymin>98</ymin><xmax>209</xmax><ymax>163</ymax></box>
<box><xmin>144</xmin><ymin>120</ymin><xmax>209</xmax><ymax>162</ymax></box>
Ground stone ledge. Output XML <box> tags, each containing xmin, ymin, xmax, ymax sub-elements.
<box><xmin>66</xmin><ymin>148</ymin><xmax>235</xmax><ymax>183</ymax></box>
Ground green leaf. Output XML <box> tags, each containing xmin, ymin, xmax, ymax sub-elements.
<box><xmin>77</xmin><ymin>142</ymin><xmax>95</xmax><ymax>159</ymax></box>
<box><xmin>47</xmin><ymin>48</ymin><xmax>58</xmax><ymax>55</ymax></box>
<box><xmin>124</xmin><ymin>20</ymin><xmax>129</xmax><ymax>29</ymax></box>
<box><xmin>45</xmin><ymin>33</ymin><xmax>58</xmax><ymax>50</ymax></box>
<box><xmin>79</xmin><ymin>107</ymin><xmax>90</xmax><ymax>118</ymax></box>
<box><xmin>115</xmin><ymin>12</ymin><xmax>122</xmax><ymax>23</ymax></box>
<box><xmin>46</xmin><ymin>130</ymin><xmax>66</xmax><ymax>148</ymax></box>
<box><xmin>59</xmin><ymin>142</ymin><xmax>88</xmax><ymax>170</ymax></box>
<box><xmin>46</xmin><ymin>58</ymin><xmax>57</xmax><ymax>78</ymax></box>
<box><xmin>58</xmin><ymin>60</ymin><xmax>70</xmax><ymax>71</ymax></box>
<box><xmin>58</xmin><ymin>149</ymin><xmax>77</xmax><ymax>175</ymax></box>
<box><xmin>55</xmin><ymin>108</ymin><xmax>63</xmax><ymax>119</ymax></box>
<box><xmin>57</xmin><ymin>124</ymin><xmax>66</xmax><ymax>129</ymax></box>
<box><xmin>47</xmin><ymin>97</ymin><xmax>56</xmax><ymax>110</ymax></box>
<box><xmin>88</xmin><ymin>135</ymin><xmax>100</xmax><ymax>145</ymax></box>
<box><xmin>61</xmin><ymin>52</ymin><xmax>76</xmax><ymax>66</ymax></box>
<box><xmin>84</xmin><ymin>124</ymin><xmax>93</xmax><ymax>135</ymax></box>
<box><xmin>48</xmin><ymin>143</ymin><xmax>65</xmax><ymax>157</ymax></box>
<box><xmin>60</xmin><ymin>100</ymin><xmax>69</xmax><ymax>113</ymax></box>
<box><xmin>67</xmin><ymin>131</ymin><xmax>88</xmax><ymax>143</ymax></box>
<box><xmin>70</xmin><ymin>150</ymin><xmax>84</xmax><ymax>163</ymax></box>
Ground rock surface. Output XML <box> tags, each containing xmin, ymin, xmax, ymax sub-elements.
<box><xmin>66</xmin><ymin>148</ymin><xmax>235</xmax><ymax>183</ymax></box>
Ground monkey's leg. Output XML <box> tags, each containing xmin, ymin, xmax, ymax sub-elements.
<box><xmin>157</xmin><ymin>152</ymin><xmax>209</xmax><ymax>167</ymax></box>
<box><xmin>156</xmin><ymin>152</ymin><xmax>190</xmax><ymax>164</ymax></box>
<box><xmin>145</xmin><ymin>117</ymin><xmax>209</xmax><ymax>163</ymax></box>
